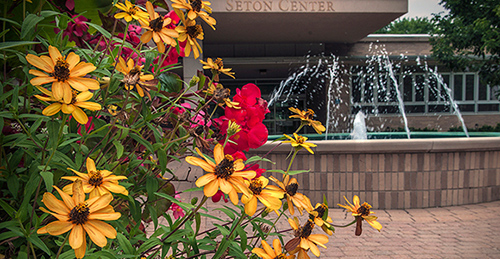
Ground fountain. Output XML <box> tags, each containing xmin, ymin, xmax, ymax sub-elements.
<box><xmin>257</xmin><ymin>44</ymin><xmax>500</xmax><ymax>210</ymax></box>
<box><xmin>267</xmin><ymin>44</ymin><xmax>471</xmax><ymax>138</ymax></box>
<box><xmin>351</xmin><ymin>111</ymin><xmax>367</xmax><ymax>139</ymax></box>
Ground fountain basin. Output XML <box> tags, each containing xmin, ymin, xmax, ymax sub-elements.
<box><xmin>249</xmin><ymin>136</ymin><xmax>500</xmax><ymax>209</ymax></box>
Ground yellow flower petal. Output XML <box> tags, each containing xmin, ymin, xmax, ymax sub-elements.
<box><xmin>203</xmin><ymin>178</ymin><xmax>219</xmax><ymax>197</ymax></box>
<box><xmin>101</xmin><ymin>181</ymin><xmax>128</xmax><ymax>195</ymax></box>
<box><xmin>72</xmin><ymin>107</ymin><xmax>88</xmax><ymax>124</ymax></box>
<box><xmin>87</xmin><ymin>219</ymin><xmax>117</xmax><ymax>239</ymax></box>
<box><xmin>61</xmin><ymin>104</ymin><xmax>76</xmax><ymax>114</ymax></box>
<box><xmin>48</xmin><ymin>46</ymin><xmax>62</xmax><ymax>65</ymax></box>
<box><xmin>42</xmin><ymin>192</ymin><xmax>70</xmax><ymax>215</ymax></box>
<box><xmin>70</xmin><ymin>62</ymin><xmax>96</xmax><ymax>77</ymax></box>
<box><xmin>66</xmin><ymin>52</ymin><xmax>80</xmax><ymax>71</ymax></box>
<box><xmin>45</xmin><ymin>220</ymin><xmax>73</xmax><ymax>236</ymax></box>
<box><xmin>42</xmin><ymin>103</ymin><xmax>62</xmax><ymax>116</ymax></box>
<box><xmin>88</xmin><ymin>212</ymin><xmax>121</xmax><ymax>221</ymax></box>
<box><xmin>30</xmin><ymin>76</ymin><xmax>56</xmax><ymax>86</ymax></box>
<box><xmin>186</xmin><ymin>156</ymin><xmax>215</xmax><ymax>173</ymax></box>
<box><xmin>82</xmin><ymin>222</ymin><xmax>107</xmax><ymax>247</ymax></box>
<box><xmin>26</xmin><ymin>54</ymin><xmax>53</xmax><ymax>73</ymax></box>
<box><xmin>69</xmin><ymin>224</ymin><xmax>84</xmax><ymax>249</ymax></box>
<box><xmin>88</xmin><ymin>193</ymin><xmax>113</xmax><ymax>213</ymax></box>
<box><xmin>244</xmin><ymin>195</ymin><xmax>258</xmax><ymax>216</ymax></box>
<box><xmin>53</xmin><ymin>185</ymin><xmax>75</xmax><ymax>209</ymax></box>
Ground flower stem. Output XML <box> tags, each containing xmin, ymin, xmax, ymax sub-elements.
<box><xmin>286</xmin><ymin>149</ymin><xmax>298</xmax><ymax>174</ymax></box>
<box><xmin>140</xmin><ymin>195</ymin><xmax>209</xmax><ymax>256</ymax></box>
<box><xmin>332</xmin><ymin>218</ymin><xmax>357</xmax><ymax>228</ymax></box>
<box><xmin>55</xmin><ymin>232</ymin><xmax>70</xmax><ymax>259</ymax></box>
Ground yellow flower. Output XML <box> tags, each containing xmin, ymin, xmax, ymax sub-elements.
<box><xmin>185</xmin><ymin>144</ymin><xmax>256</xmax><ymax>204</ymax></box>
<box><xmin>285</xmin><ymin>218</ymin><xmax>329</xmax><ymax>258</ymax></box>
<box><xmin>62</xmin><ymin>158</ymin><xmax>128</xmax><ymax>199</ymax></box>
<box><xmin>26</xmin><ymin>46</ymin><xmax>99</xmax><ymax>104</ymax></box>
<box><xmin>309</xmin><ymin>203</ymin><xmax>334</xmax><ymax>235</ymax></box>
<box><xmin>338</xmin><ymin>195</ymin><xmax>382</xmax><ymax>235</ymax></box>
<box><xmin>37</xmin><ymin>179</ymin><xmax>121</xmax><ymax>259</ymax></box>
<box><xmin>139</xmin><ymin>1</ymin><xmax>179</xmax><ymax>53</ymax></box>
<box><xmin>241</xmin><ymin>176</ymin><xmax>284</xmax><ymax>216</ymax></box>
<box><xmin>171</xmin><ymin>0</ymin><xmax>216</xmax><ymax>29</ymax></box>
<box><xmin>227</xmin><ymin>120</ymin><xmax>242</xmax><ymax>137</ymax></box>
<box><xmin>269</xmin><ymin>175</ymin><xmax>313</xmax><ymax>215</ymax></box>
<box><xmin>200</xmin><ymin>57</ymin><xmax>235</xmax><ymax>81</ymax></box>
<box><xmin>204</xmin><ymin>83</ymin><xmax>240</xmax><ymax>108</ymax></box>
<box><xmin>176</xmin><ymin>18</ymin><xmax>203</xmax><ymax>59</ymax></box>
<box><xmin>282</xmin><ymin>133</ymin><xmax>317</xmax><ymax>154</ymax></box>
<box><xmin>289</xmin><ymin>108</ymin><xmax>326</xmax><ymax>134</ymax></box>
<box><xmin>115</xmin><ymin>57</ymin><xmax>156</xmax><ymax>98</ymax></box>
<box><xmin>252</xmin><ymin>239</ymin><xmax>295</xmax><ymax>259</ymax></box>
<box><xmin>114</xmin><ymin>0</ymin><xmax>149</xmax><ymax>23</ymax></box>
<box><xmin>34</xmin><ymin>86</ymin><xmax>101</xmax><ymax>124</ymax></box>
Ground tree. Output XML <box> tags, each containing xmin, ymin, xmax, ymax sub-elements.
<box><xmin>430</xmin><ymin>0</ymin><xmax>500</xmax><ymax>86</ymax></box>
<box><xmin>374</xmin><ymin>17</ymin><xmax>434</xmax><ymax>34</ymax></box>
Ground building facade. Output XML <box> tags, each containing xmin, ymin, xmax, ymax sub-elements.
<box><xmin>183</xmin><ymin>0</ymin><xmax>500</xmax><ymax>135</ymax></box>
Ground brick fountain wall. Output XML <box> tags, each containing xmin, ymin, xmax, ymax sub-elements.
<box><xmin>248</xmin><ymin>137</ymin><xmax>500</xmax><ymax>209</ymax></box>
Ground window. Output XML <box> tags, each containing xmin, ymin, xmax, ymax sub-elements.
<box><xmin>350</xmin><ymin>65</ymin><xmax>500</xmax><ymax>115</ymax></box>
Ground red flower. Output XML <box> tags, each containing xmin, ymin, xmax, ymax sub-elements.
<box><xmin>212</xmin><ymin>190</ymin><xmax>229</xmax><ymax>203</ymax></box>
<box><xmin>217</xmin><ymin>83</ymin><xmax>270</xmax><ymax>153</ymax></box>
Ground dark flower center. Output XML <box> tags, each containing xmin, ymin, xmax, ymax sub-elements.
<box><xmin>88</xmin><ymin>171</ymin><xmax>103</xmax><ymax>187</ymax></box>
<box><xmin>249</xmin><ymin>179</ymin><xmax>263</xmax><ymax>195</ymax></box>
<box><xmin>304</xmin><ymin>109</ymin><xmax>315</xmax><ymax>121</ymax></box>
<box><xmin>299</xmin><ymin>219</ymin><xmax>314</xmax><ymax>238</ymax></box>
<box><xmin>214</xmin><ymin>87</ymin><xmax>230</xmax><ymax>102</ymax></box>
<box><xmin>313</xmin><ymin>204</ymin><xmax>327</xmax><ymax>218</ymax></box>
<box><xmin>285</xmin><ymin>183</ymin><xmax>298</xmax><ymax>196</ymax></box>
<box><xmin>214</xmin><ymin>155</ymin><xmax>234</xmax><ymax>180</ymax></box>
<box><xmin>357</xmin><ymin>203</ymin><xmax>371</xmax><ymax>217</ymax></box>
<box><xmin>149</xmin><ymin>17</ymin><xmax>164</xmax><ymax>32</ymax></box>
<box><xmin>214</xmin><ymin>58</ymin><xmax>223</xmax><ymax>69</ymax></box>
<box><xmin>187</xmin><ymin>24</ymin><xmax>203</xmax><ymax>38</ymax></box>
<box><xmin>274</xmin><ymin>254</ymin><xmax>287</xmax><ymax>259</ymax></box>
<box><xmin>69</xmin><ymin>203</ymin><xmax>90</xmax><ymax>225</ymax></box>
<box><xmin>127</xmin><ymin>6</ymin><xmax>138</xmax><ymax>15</ymax></box>
<box><xmin>191</xmin><ymin>0</ymin><xmax>202</xmax><ymax>12</ymax></box>
<box><xmin>123</xmin><ymin>66</ymin><xmax>141</xmax><ymax>86</ymax></box>
<box><xmin>53</xmin><ymin>58</ymin><xmax>70</xmax><ymax>82</ymax></box>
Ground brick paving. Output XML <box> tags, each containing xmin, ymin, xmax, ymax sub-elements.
<box><xmin>166</xmin><ymin>162</ymin><xmax>500</xmax><ymax>258</ymax></box>
<box><xmin>317</xmin><ymin>201</ymin><xmax>500</xmax><ymax>258</ymax></box>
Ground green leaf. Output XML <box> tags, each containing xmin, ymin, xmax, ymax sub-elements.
<box><xmin>40</xmin><ymin>171</ymin><xmax>53</xmax><ymax>193</ymax></box>
<box><xmin>0</xmin><ymin>17</ymin><xmax>20</xmax><ymax>27</ymax></box>
<box><xmin>288</xmin><ymin>170</ymin><xmax>310</xmax><ymax>175</ymax></box>
<box><xmin>266</xmin><ymin>169</ymin><xmax>285</xmax><ymax>174</ymax></box>
<box><xmin>86</xmin><ymin>22</ymin><xmax>112</xmax><ymax>38</ymax></box>
<box><xmin>137</xmin><ymin>238</ymin><xmax>162</xmax><ymax>254</ymax></box>
<box><xmin>130</xmin><ymin>133</ymin><xmax>154</xmax><ymax>153</ymax></box>
<box><xmin>157</xmin><ymin>148</ymin><xmax>167</xmax><ymax>174</ymax></box>
<box><xmin>47</xmin><ymin>120</ymin><xmax>60</xmax><ymax>148</ymax></box>
<box><xmin>28</xmin><ymin>234</ymin><xmax>52</xmax><ymax>256</ymax></box>
<box><xmin>0</xmin><ymin>200</ymin><xmax>16</xmax><ymax>218</ymax></box>
<box><xmin>235</xmin><ymin>225</ymin><xmax>247</xmax><ymax>252</ymax></box>
<box><xmin>182</xmin><ymin>186</ymin><xmax>203</xmax><ymax>193</ymax></box>
<box><xmin>154</xmin><ymin>192</ymin><xmax>195</xmax><ymax>211</ymax></box>
<box><xmin>7</xmin><ymin>175</ymin><xmax>19</xmax><ymax>199</ymax></box>
<box><xmin>245</xmin><ymin>155</ymin><xmax>275</xmax><ymax>164</ymax></box>
<box><xmin>158</xmin><ymin>72</ymin><xmax>183</xmax><ymax>93</ymax></box>
<box><xmin>113</xmin><ymin>140</ymin><xmax>124</xmax><ymax>159</ymax></box>
<box><xmin>212</xmin><ymin>237</ymin><xmax>230</xmax><ymax>259</ymax></box>
<box><xmin>21</xmin><ymin>14</ymin><xmax>45</xmax><ymax>40</ymax></box>
<box><xmin>214</xmin><ymin>207</ymin><xmax>235</xmax><ymax>220</ymax></box>
<box><xmin>116</xmin><ymin>233</ymin><xmax>135</xmax><ymax>255</ymax></box>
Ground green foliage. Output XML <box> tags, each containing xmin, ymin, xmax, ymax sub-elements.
<box><xmin>374</xmin><ymin>17</ymin><xmax>435</xmax><ymax>34</ymax></box>
<box><xmin>430</xmin><ymin>0</ymin><xmax>500</xmax><ymax>86</ymax></box>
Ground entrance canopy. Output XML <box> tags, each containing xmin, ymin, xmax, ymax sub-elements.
<box><xmin>204</xmin><ymin>0</ymin><xmax>408</xmax><ymax>44</ymax></box>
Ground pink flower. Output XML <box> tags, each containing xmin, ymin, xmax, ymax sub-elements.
<box><xmin>54</xmin><ymin>14</ymin><xmax>91</xmax><ymax>47</ymax></box>
<box><xmin>169</xmin><ymin>193</ymin><xmax>185</xmax><ymax>219</ymax></box>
